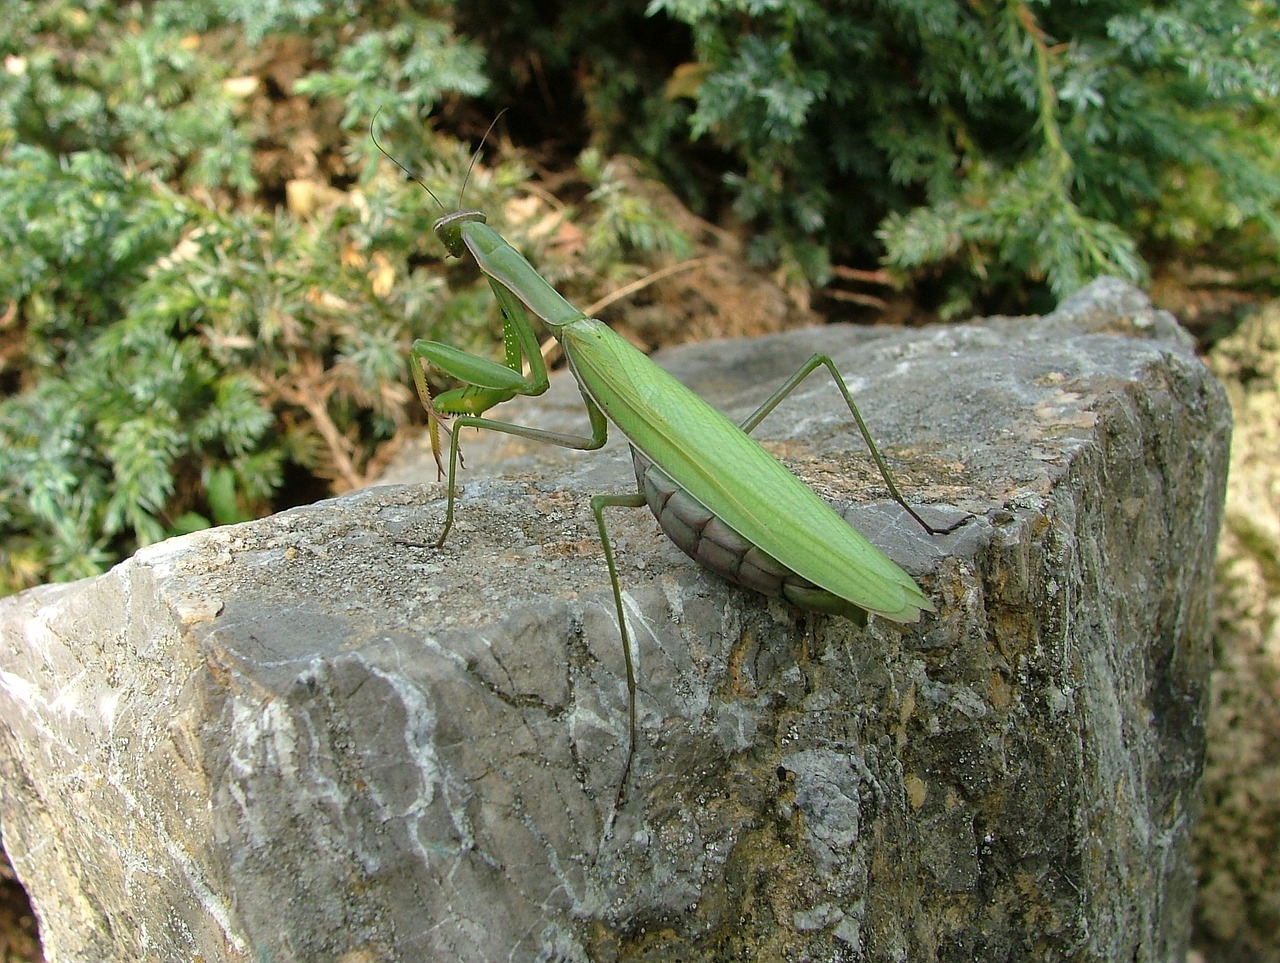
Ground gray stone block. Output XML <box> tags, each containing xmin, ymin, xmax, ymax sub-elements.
<box><xmin>0</xmin><ymin>278</ymin><xmax>1230</xmax><ymax>961</ymax></box>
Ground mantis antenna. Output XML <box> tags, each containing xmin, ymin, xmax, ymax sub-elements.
<box><xmin>369</xmin><ymin>108</ymin><xmax>508</xmax><ymax>212</ymax></box>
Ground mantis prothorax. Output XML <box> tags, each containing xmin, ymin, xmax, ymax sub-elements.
<box><xmin>376</xmin><ymin>117</ymin><xmax>958</xmax><ymax>806</ymax></box>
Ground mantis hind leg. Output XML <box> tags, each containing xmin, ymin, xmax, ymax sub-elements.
<box><xmin>740</xmin><ymin>353</ymin><xmax>963</xmax><ymax>536</ymax></box>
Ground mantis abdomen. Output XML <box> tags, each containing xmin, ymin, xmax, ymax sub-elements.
<box><xmin>631</xmin><ymin>448</ymin><xmax>869</xmax><ymax>625</ymax></box>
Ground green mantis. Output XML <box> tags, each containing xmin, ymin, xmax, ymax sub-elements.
<box><xmin>381</xmin><ymin>123</ymin><xmax>954</xmax><ymax>801</ymax></box>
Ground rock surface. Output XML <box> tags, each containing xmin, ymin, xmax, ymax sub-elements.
<box><xmin>0</xmin><ymin>278</ymin><xmax>1230</xmax><ymax>962</ymax></box>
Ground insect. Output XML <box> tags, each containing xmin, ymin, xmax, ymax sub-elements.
<box><xmin>375</xmin><ymin>117</ymin><xmax>955</xmax><ymax>805</ymax></box>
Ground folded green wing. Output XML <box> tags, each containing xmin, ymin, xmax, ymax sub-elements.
<box><xmin>561</xmin><ymin>318</ymin><xmax>933</xmax><ymax>623</ymax></box>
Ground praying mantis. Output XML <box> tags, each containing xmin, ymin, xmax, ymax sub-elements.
<box><xmin>379</xmin><ymin>120</ymin><xmax>956</xmax><ymax>800</ymax></box>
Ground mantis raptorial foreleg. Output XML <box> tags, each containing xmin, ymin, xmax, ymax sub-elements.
<box><xmin>410</xmin><ymin>276</ymin><xmax>612</xmax><ymax>546</ymax></box>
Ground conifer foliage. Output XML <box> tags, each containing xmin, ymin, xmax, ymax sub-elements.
<box><xmin>642</xmin><ymin>0</ymin><xmax>1279</xmax><ymax>309</ymax></box>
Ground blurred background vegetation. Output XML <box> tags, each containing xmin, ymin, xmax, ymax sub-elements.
<box><xmin>0</xmin><ymin>0</ymin><xmax>1277</xmax><ymax>598</ymax></box>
